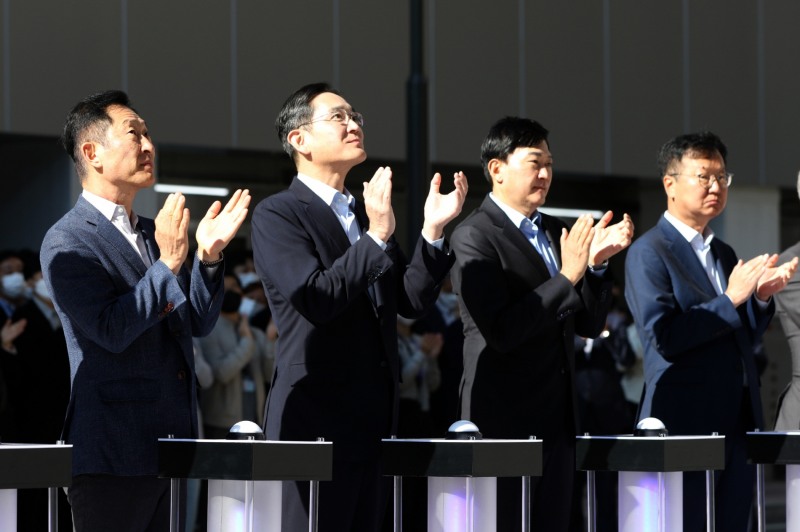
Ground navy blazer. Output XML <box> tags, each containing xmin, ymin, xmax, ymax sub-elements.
<box><xmin>251</xmin><ymin>177</ymin><xmax>453</xmax><ymax>460</ymax></box>
<box><xmin>625</xmin><ymin>215</ymin><xmax>770</xmax><ymax>435</ymax></box>
<box><xmin>452</xmin><ymin>196</ymin><xmax>612</xmax><ymax>440</ymax></box>
<box><xmin>40</xmin><ymin>196</ymin><xmax>223</xmax><ymax>476</ymax></box>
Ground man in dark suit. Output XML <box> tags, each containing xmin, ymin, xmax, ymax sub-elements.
<box><xmin>451</xmin><ymin>116</ymin><xmax>633</xmax><ymax>531</ymax></box>
<box><xmin>40</xmin><ymin>90</ymin><xmax>250</xmax><ymax>531</ymax></box>
<box><xmin>251</xmin><ymin>82</ymin><xmax>466</xmax><ymax>531</ymax></box>
<box><xmin>625</xmin><ymin>131</ymin><xmax>797</xmax><ymax>531</ymax></box>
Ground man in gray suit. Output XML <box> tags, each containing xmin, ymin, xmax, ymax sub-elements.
<box><xmin>775</xmin><ymin>173</ymin><xmax>800</xmax><ymax>430</ymax></box>
<box><xmin>40</xmin><ymin>90</ymin><xmax>250</xmax><ymax>531</ymax></box>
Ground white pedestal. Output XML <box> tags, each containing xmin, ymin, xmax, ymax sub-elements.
<box><xmin>207</xmin><ymin>479</ymin><xmax>282</xmax><ymax>532</ymax></box>
<box><xmin>427</xmin><ymin>476</ymin><xmax>496</xmax><ymax>532</ymax></box>
<box><xmin>618</xmin><ymin>471</ymin><xmax>682</xmax><ymax>532</ymax></box>
<box><xmin>0</xmin><ymin>489</ymin><xmax>17</xmax><ymax>531</ymax></box>
<box><xmin>788</xmin><ymin>464</ymin><xmax>800</xmax><ymax>532</ymax></box>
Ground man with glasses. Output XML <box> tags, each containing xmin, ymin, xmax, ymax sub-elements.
<box><xmin>625</xmin><ymin>131</ymin><xmax>797</xmax><ymax>531</ymax></box>
<box><xmin>251</xmin><ymin>82</ymin><xmax>467</xmax><ymax>531</ymax></box>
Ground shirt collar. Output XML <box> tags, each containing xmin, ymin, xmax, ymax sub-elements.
<box><xmin>489</xmin><ymin>193</ymin><xmax>539</xmax><ymax>229</ymax></box>
<box><xmin>664</xmin><ymin>211</ymin><xmax>714</xmax><ymax>250</ymax></box>
<box><xmin>297</xmin><ymin>173</ymin><xmax>354</xmax><ymax>209</ymax></box>
<box><xmin>82</xmin><ymin>190</ymin><xmax>139</xmax><ymax>231</ymax></box>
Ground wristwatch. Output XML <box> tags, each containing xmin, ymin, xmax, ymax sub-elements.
<box><xmin>587</xmin><ymin>260</ymin><xmax>609</xmax><ymax>272</ymax></box>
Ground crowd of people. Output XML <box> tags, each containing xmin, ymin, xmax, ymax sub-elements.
<box><xmin>1</xmin><ymin>84</ymin><xmax>799</xmax><ymax>532</ymax></box>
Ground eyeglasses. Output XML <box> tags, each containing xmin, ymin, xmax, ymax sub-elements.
<box><xmin>299</xmin><ymin>109</ymin><xmax>364</xmax><ymax>128</ymax></box>
<box><xmin>669</xmin><ymin>172</ymin><xmax>733</xmax><ymax>189</ymax></box>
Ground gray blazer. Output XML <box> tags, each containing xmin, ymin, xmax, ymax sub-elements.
<box><xmin>775</xmin><ymin>241</ymin><xmax>800</xmax><ymax>430</ymax></box>
<box><xmin>40</xmin><ymin>196</ymin><xmax>223</xmax><ymax>476</ymax></box>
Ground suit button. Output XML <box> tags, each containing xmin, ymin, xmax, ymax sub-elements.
<box><xmin>380</xmin><ymin>361</ymin><xmax>387</xmax><ymax>368</ymax></box>
<box><xmin>177</xmin><ymin>370</ymin><xmax>186</xmax><ymax>380</ymax></box>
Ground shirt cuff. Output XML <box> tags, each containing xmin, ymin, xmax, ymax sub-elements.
<box><xmin>366</xmin><ymin>232</ymin><xmax>388</xmax><ymax>251</ymax></box>
<box><xmin>424</xmin><ymin>235</ymin><xmax>445</xmax><ymax>250</ymax></box>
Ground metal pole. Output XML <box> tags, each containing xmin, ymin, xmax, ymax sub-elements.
<box><xmin>406</xmin><ymin>0</ymin><xmax>428</xmax><ymax>250</ymax></box>
<box><xmin>167</xmin><ymin>435</ymin><xmax>180</xmax><ymax>532</ymax></box>
<box><xmin>244</xmin><ymin>479</ymin><xmax>254</xmax><ymax>532</ymax></box>
<box><xmin>394</xmin><ymin>475</ymin><xmax>403</xmax><ymax>532</ymax></box>
<box><xmin>169</xmin><ymin>477</ymin><xmax>180</xmax><ymax>532</ymax></box>
<box><xmin>47</xmin><ymin>487</ymin><xmax>58</xmax><ymax>532</ymax></box>
<box><xmin>586</xmin><ymin>470</ymin><xmax>596</xmax><ymax>532</ymax></box>
<box><xmin>309</xmin><ymin>437</ymin><xmax>325</xmax><ymax>532</ymax></box>
<box><xmin>658</xmin><ymin>472</ymin><xmax>665</xmax><ymax>532</ymax></box>
<box><xmin>755</xmin><ymin>463</ymin><xmax>765</xmax><ymax>532</ymax></box>
<box><xmin>521</xmin><ymin>475</ymin><xmax>531</xmax><ymax>532</ymax></box>
<box><xmin>49</xmin><ymin>440</ymin><xmax>66</xmax><ymax>532</ymax></box>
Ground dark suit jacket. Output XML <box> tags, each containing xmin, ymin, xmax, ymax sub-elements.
<box><xmin>251</xmin><ymin>177</ymin><xmax>453</xmax><ymax>461</ymax></box>
<box><xmin>8</xmin><ymin>299</ymin><xmax>71</xmax><ymax>443</ymax></box>
<box><xmin>40</xmin><ymin>196</ymin><xmax>223</xmax><ymax>476</ymax></box>
<box><xmin>451</xmin><ymin>196</ymin><xmax>612</xmax><ymax>440</ymax></box>
<box><xmin>625</xmin><ymin>215</ymin><xmax>769</xmax><ymax>435</ymax></box>
<box><xmin>773</xmin><ymin>242</ymin><xmax>800</xmax><ymax>430</ymax></box>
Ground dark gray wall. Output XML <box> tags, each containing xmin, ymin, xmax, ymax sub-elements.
<box><xmin>2</xmin><ymin>1</ymin><xmax>799</xmax><ymax>188</ymax></box>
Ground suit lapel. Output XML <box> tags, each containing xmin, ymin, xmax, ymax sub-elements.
<box><xmin>482</xmin><ymin>197</ymin><xmax>553</xmax><ymax>279</ymax></box>
<box><xmin>710</xmin><ymin>238</ymin><xmax>731</xmax><ymax>292</ymax></box>
<box><xmin>76</xmin><ymin>197</ymin><xmax>149</xmax><ymax>277</ymax></box>
<box><xmin>290</xmin><ymin>178</ymin><xmax>352</xmax><ymax>258</ymax></box>
<box><xmin>137</xmin><ymin>217</ymin><xmax>160</xmax><ymax>265</ymax></box>
<box><xmin>659</xmin><ymin>216</ymin><xmax>719</xmax><ymax>297</ymax></box>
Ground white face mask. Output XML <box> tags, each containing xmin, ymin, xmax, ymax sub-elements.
<box><xmin>34</xmin><ymin>278</ymin><xmax>51</xmax><ymax>302</ymax></box>
<box><xmin>437</xmin><ymin>291</ymin><xmax>458</xmax><ymax>309</ymax></box>
<box><xmin>2</xmin><ymin>272</ymin><xmax>28</xmax><ymax>299</ymax></box>
<box><xmin>237</xmin><ymin>272</ymin><xmax>260</xmax><ymax>289</ymax></box>
<box><xmin>238</xmin><ymin>296</ymin><xmax>256</xmax><ymax>316</ymax></box>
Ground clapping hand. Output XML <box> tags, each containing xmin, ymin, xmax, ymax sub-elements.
<box><xmin>155</xmin><ymin>192</ymin><xmax>191</xmax><ymax>274</ymax></box>
<box><xmin>560</xmin><ymin>214</ymin><xmax>595</xmax><ymax>285</ymax></box>
<box><xmin>422</xmin><ymin>171</ymin><xmax>468</xmax><ymax>241</ymax></box>
<box><xmin>195</xmin><ymin>189</ymin><xmax>251</xmax><ymax>262</ymax></box>
<box><xmin>756</xmin><ymin>255</ymin><xmax>798</xmax><ymax>301</ymax></box>
<box><xmin>363</xmin><ymin>167</ymin><xmax>396</xmax><ymax>242</ymax></box>
<box><xmin>589</xmin><ymin>211</ymin><xmax>634</xmax><ymax>266</ymax></box>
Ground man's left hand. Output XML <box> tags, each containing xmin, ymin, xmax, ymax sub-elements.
<box><xmin>422</xmin><ymin>171</ymin><xmax>468</xmax><ymax>241</ymax></box>
<box><xmin>196</xmin><ymin>189</ymin><xmax>251</xmax><ymax>262</ymax></box>
<box><xmin>589</xmin><ymin>211</ymin><xmax>634</xmax><ymax>266</ymax></box>
<box><xmin>756</xmin><ymin>255</ymin><xmax>799</xmax><ymax>301</ymax></box>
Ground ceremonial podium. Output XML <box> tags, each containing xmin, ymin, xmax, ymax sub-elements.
<box><xmin>158</xmin><ymin>438</ymin><xmax>332</xmax><ymax>532</ymax></box>
<box><xmin>576</xmin><ymin>434</ymin><xmax>724</xmax><ymax>532</ymax></box>
<box><xmin>746</xmin><ymin>431</ymin><xmax>800</xmax><ymax>532</ymax></box>
<box><xmin>0</xmin><ymin>442</ymin><xmax>72</xmax><ymax>532</ymax></box>
<box><xmin>381</xmin><ymin>437</ymin><xmax>542</xmax><ymax>532</ymax></box>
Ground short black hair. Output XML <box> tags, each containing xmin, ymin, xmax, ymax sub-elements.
<box><xmin>61</xmin><ymin>90</ymin><xmax>134</xmax><ymax>179</ymax></box>
<box><xmin>657</xmin><ymin>131</ymin><xmax>727</xmax><ymax>177</ymax></box>
<box><xmin>480</xmin><ymin>117</ymin><xmax>549</xmax><ymax>183</ymax></box>
<box><xmin>275</xmin><ymin>82</ymin><xmax>340</xmax><ymax>161</ymax></box>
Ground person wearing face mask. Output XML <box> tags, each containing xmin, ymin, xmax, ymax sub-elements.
<box><xmin>4</xmin><ymin>270</ymin><xmax>72</xmax><ymax>530</ymax></box>
<box><xmin>409</xmin><ymin>274</ymin><xmax>465</xmax><ymax>434</ymax></box>
<box><xmin>198</xmin><ymin>289</ymin><xmax>273</xmax><ymax>439</ymax></box>
<box><xmin>0</xmin><ymin>252</ymin><xmax>30</xmax><ymax>319</ymax></box>
<box><xmin>0</xmin><ymin>253</ymin><xmax>29</xmax><ymax>445</ymax></box>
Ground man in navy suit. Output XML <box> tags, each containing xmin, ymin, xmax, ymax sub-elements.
<box><xmin>625</xmin><ymin>131</ymin><xmax>797</xmax><ymax>531</ymax></box>
<box><xmin>40</xmin><ymin>90</ymin><xmax>250</xmax><ymax>531</ymax></box>
<box><xmin>251</xmin><ymin>82</ymin><xmax>467</xmax><ymax>531</ymax></box>
<box><xmin>451</xmin><ymin>116</ymin><xmax>633</xmax><ymax>531</ymax></box>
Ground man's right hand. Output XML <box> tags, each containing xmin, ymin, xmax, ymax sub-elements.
<box><xmin>559</xmin><ymin>214</ymin><xmax>595</xmax><ymax>285</ymax></box>
<box><xmin>363</xmin><ymin>166</ymin><xmax>396</xmax><ymax>243</ymax></box>
<box><xmin>725</xmin><ymin>254</ymin><xmax>769</xmax><ymax>307</ymax></box>
<box><xmin>155</xmin><ymin>192</ymin><xmax>190</xmax><ymax>274</ymax></box>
